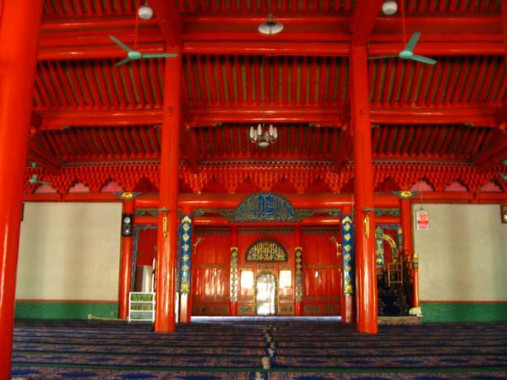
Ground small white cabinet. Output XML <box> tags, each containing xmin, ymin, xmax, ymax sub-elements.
<box><xmin>128</xmin><ymin>292</ymin><xmax>155</xmax><ymax>322</ymax></box>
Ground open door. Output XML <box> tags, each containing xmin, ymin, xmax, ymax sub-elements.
<box><xmin>256</xmin><ymin>272</ymin><xmax>277</xmax><ymax>315</ymax></box>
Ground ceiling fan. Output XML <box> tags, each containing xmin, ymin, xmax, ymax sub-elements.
<box><xmin>28</xmin><ymin>162</ymin><xmax>51</xmax><ymax>186</ymax></box>
<box><xmin>369</xmin><ymin>0</ymin><xmax>436</xmax><ymax>65</ymax></box>
<box><xmin>109</xmin><ymin>35</ymin><xmax>178</xmax><ymax>66</ymax></box>
<box><xmin>369</xmin><ymin>32</ymin><xmax>436</xmax><ymax>65</ymax></box>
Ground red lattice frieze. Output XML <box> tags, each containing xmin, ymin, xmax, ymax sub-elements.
<box><xmin>24</xmin><ymin>162</ymin><xmax>506</xmax><ymax>196</ymax></box>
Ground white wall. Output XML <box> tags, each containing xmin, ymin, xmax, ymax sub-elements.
<box><xmin>17</xmin><ymin>202</ymin><xmax>122</xmax><ymax>301</ymax></box>
<box><xmin>415</xmin><ymin>204</ymin><xmax>507</xmax><ymax>301</ymax></box>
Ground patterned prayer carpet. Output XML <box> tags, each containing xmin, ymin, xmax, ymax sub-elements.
<box><xmin>11</xmin><ymin>319</ymin><xmax>507</xmax><ymax>379</ymax></box>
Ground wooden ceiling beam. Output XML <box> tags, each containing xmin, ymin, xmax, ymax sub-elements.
<box><xmin>474</xmin><ymin>132</ymin><xmax>507</xmax><ymax>170</ymax></box>
<box><xmin>39</xmin><ymin>109</ymin><xmax>164</xmax><ymax>130</ymax></box>
<box><xmin>37</xmin><ymin>106</ymin><xmax>501</xmax><ymax>130</ymax></box>
<box><xmin>350</xmin><ymin>0</ymin><xmax>384</xmax><ymax>45</ymax></box>
<box><xmin>27</xmin><ymin>112</ymin><xmax>61</xmax><ymax>172</ymax></box>
<box><xmin>150</xmin><ymin>0</ymin><xmax>182</xmax><ymax>47</ymax></box>
<box><xmin>37</xmin><ymin>14</ymin><xmax>503</xmax><ymax>60</ymax></box>
<box><xmin>187</xmin><ymin>106</ymin><xmax>345</xmax><ymax>127</ymax></box>
<box><xmin>370</xmin><ymin>106</ymin><xmax>498</xmax><ymax>127</ymax></box>
<box><xmin>40</xmin><ymin>14</ymin><xmax>501</xmax><ymax>40</ymax></box>
<box><xmin>38</xmin><ymin>39</ymin><xmax>504</xmax><ymax>61</ymax></box>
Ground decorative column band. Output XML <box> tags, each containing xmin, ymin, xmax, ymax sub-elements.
<box><xmin>230</xmin><ymin>247</ymin><xmax>239</xmax><ymax>302</ymax></box>
<box><xmin>341</xmin><ymin>215</ymin><xmax>354</xmax><ymax>296</ymax></box>
<box><xmin>397</xmin><ymin>227</ymin><xmax>403</xmax><ymax>253</ymax></box>
<box><xmin>295</xmin><ymin>247</ymin><xmax>303</xmax><ymax>302</ymax></box>
<box><xmin>375</xmin><ymin>227</ymin><xmax>385</xmax><ymax>269</ymax></box>
<box><xmin>179</xmin><ymin>215</ymin><xmax>192</xmax><ymax>294</ymax></box>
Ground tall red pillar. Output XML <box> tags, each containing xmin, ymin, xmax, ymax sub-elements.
<box><xmin>400</xmin><ymin>194</ymin><xmax>420</xmax><ymax>310</ymax></box>
<box><xmin>400</xmin><ymin>195</ymin><xmax>414</xmax><ymax>259</ymax></box>
<box><xmin>155</xmin><ymin>51</ymin><xmax>182</xmax><ymax>332</ymax></box>
<box><xmin>0</xmin><ymin>1</ymin><xmax>44</xmax><ymax>377</ymax></box>
<box><xmin>118</xmin><ymin>194</ymin><xmax>135</xmax><ymax>320</ymax></box>
<box><xmin>350</xmin><ymin>45</ymin><xmax>378</xmax><ymax>334</ymax></box>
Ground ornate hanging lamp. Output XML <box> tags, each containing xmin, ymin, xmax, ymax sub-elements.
<box><xmin>249</xmin><ymin>122</ymin><xmax>278</xmax><ymax>148</ymax></box>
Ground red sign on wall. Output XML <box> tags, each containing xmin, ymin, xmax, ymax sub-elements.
<box><xmin>416</xmin><ymin>209</ymin><xmax>430</xmax><ymax>230</ymax></box>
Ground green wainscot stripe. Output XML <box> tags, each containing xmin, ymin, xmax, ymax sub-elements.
<box><xmin>15</xmin><ymin>300</ymin><xmax>118</xmax><ymax>320</ymax></box>
<box><xmin>421</xmin><ymin>302</ymin><xmax>507</xmax><ymax>323</ymax></box>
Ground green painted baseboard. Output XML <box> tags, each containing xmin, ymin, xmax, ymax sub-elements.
<box><xmin>15</xmin><ymin>300</ymin><xmax>118</xmax><ymax>320</ymax></box>
<box><xmin>421</xmin><ymin>302</ymin><xmax>507</xmax><ymax>323</ymax></box>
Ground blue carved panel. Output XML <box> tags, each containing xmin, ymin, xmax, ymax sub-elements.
<box><xmin>234</xmin><ymin>192</ymin><xmax>297</xmax><ymax>222</ymax></box>
<box><xmin>180</xmin><ymin>215</ymin><xmax>192</xmax><ymax>294</ymax></box>
<box><xmin>341</xmin><ymin>215</ymin><xmax>354</xmax><ymax>296</ymax></box>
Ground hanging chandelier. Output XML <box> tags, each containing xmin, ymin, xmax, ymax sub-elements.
<box><xmin>249</xmin><ymin>123</ymin><xmax>278</xmax><ymax>148</ymax></box>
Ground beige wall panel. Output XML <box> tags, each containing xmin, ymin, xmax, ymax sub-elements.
<box><xmin>415</xmin><ymin>204</ymin><xmax>507</xmax><ymax>301</ymax></box>
<box><xmin>17</xmin><ymin>202</ymin><xmax>122</xmax><ymax>301</ymax></box>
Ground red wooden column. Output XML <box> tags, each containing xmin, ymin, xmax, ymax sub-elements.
<box><xmin>0</xmin><ymin>1</ymin><xmax>44</xmax><ymax>377</ymax></box>
<box><xmin>155</xmin><ymin>51</ymin><xmax>182</xmax><ymax>332</ymax></box>
<box><xmin>399</xmin><ymin>194</ymin><xmax>414</xmax><ymax>259</ymax></box>
<box><xmin>399</xmin><ymin>193</ymin><xmax>420</xmax><ymax>310</ymax></box>
<box><xmin>118</xmin><ymin>194</ymin><xmax>135</xmax><ymax>320</ymax></box>
<box><xmin>350</xmin><ymin>45</ymin><xmax>378</xmax><ymax>334</ymax></box>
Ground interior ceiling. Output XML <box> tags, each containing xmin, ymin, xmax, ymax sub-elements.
<box><xmin>28</xmin><ymin>0</ymin><xmax>506</xmax><ymax>192</ymax></box>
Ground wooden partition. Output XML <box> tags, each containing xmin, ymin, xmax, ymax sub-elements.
<box><xmin>192</xmin><ymin>228</ymin><xmax>232</xmax><ymax>315</ymax></box>
<box><xmin>301</xmin><ymin>228</ymin><xmax>342</xmax><ymax>315</ymax></box>
<box><xmin>191</xmin><ymin>226</ymin><xmax>342</xmax><ymax>316</ymax></box>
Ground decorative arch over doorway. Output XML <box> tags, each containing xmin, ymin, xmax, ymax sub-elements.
<box><xmin>246</xmin><ymin>239</ymin><xmax>288</xmax><ymax>262</ymax></box>
<box><xmin>233</xmin><ymin>192</ymin><xmax>298</xmax><ymax>222</ymax></box>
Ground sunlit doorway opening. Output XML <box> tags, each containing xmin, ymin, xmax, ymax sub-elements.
<box><xmin>256</xmin><ymin>272</ymin><xmax>277</xmax><ymax>315</ymax></box>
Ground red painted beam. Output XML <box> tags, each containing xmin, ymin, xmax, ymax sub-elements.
<box><xmin>368</xmin><ymin>42</ymin><xmax>504</xmax><ymax>56</ymax></box>
<box><xmin>38</xmin><ymin>109</ymin><xmax>164</xmax><ymax>130</ymax></box>
<box><xmin>188</xmin><ymin>106</ymin><xmax>345</xmax><ymax>127</ymax></box>
<box><xmin>36</xmin><ymin>14</ymin><xmax>503</xmax><ymax>60</ymax></box>
<box><xmin>38</xmin><ymin>39</ymin><xmax>503</xmax><ymax>61</ymax></box>
<box><xmin>185</xmin><ymin>41</ymin><xmax>350</xmax><ymax>56</ymax></box>
<box><xmin>27</xmin><ymin>141</ymin><xmax>61</xmax><ymax>172</ymax></box>
<box><xmin>133</xmin><ymin>193</ymin><xmax>398</xmax><ymax>210</ymax></box>
<box><xmin>350</xmin><ymin>0</ymin><xmax>384</xmax><ymax>45</ymax></box>
<box><xmin>372</xmin><ymin>16</ymin><xmax>502</xmax><ymax>37</ymax></box>
<box><xmin>150</xmin><ymin>0</ymin><xmax>182</xmax><ymax>47</ymax></box>
<box><xmin>192</xmin><ymin>217</ymin><xmax>342</xmax><ymax>226</ymax></box>
<box><xmin>474</xmin><ymin>135</ymin><xmax>507</xmax><ymax>170</ymax></box>
<box><xmin>370</xmin><ymin>106</ymin><xmax>498</xmax><ymax>127</ymax></box>
<box><xmin>23</xmin><ymin>191</ymin><xmax>507</xmax><ymax>206</ymax></box>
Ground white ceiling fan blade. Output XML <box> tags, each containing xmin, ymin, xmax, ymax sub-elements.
<box><xmin>410</xmin><ymin>54</ymin><xmax>437</xmax><ymax>65</ymax></box>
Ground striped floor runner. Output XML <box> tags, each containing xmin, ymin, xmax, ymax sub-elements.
<box><xmin>11</xmin><ymin>319</ymin><xmax>507</xmax><ymax>379</ymax></box>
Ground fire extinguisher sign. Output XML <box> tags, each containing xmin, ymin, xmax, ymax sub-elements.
<box><xmin>416</xmin><ymin>209</ymin><xmax>430</xmax><ymax>230</ymax></box>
